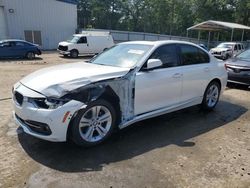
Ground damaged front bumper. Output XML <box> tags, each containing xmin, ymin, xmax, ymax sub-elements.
<box><xmin>13</xmin><ymin>83</ymin><xmax>85</xmax><ymax>142</ymax></box>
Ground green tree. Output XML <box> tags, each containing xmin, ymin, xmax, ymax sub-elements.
<box><xmin>77</xmin><ymin>0</ymin><xmax>250</xmax><ymax>39</ymax></box>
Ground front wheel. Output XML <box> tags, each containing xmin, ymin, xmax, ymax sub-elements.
<box><xmin>26</xmin><ymin>52</ymin><xmax>35</xmax><ymax>60</ymax></box>
<box><xmin>71</xmin><ymin>99</ymin><xmax>116</xmax><ymax>147</ymax></box>
<box><xmin>70</xmin><ymin>50</ymin><xmax>78</xmax><ymax>58</ymax></box>
<box><xmin>201</xmin><ymin>81</ymin><xmax>221</xmax><ymax>111</ymax></box>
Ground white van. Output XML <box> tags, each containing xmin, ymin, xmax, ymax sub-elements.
<box><xmin>58</xmin><ymin>31</ymin><xmax>114</xmax><ymax>58</ymax></box>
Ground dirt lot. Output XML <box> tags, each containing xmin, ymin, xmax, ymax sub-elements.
<box><xmin>0</xmin><ymin>52</ymin><xmax>250</xmax><ymax>188</ymax></box>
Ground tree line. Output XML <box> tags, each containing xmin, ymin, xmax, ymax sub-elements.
<box><xmin>77</xmin><ymin>0</ymin><xmax>250</xmax><ymax>41</ymax></box>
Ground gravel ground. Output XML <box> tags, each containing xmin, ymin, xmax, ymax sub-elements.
<box><xmin>0</xmin><ymin>52</ymin><xmax>250</xmax><ymax>188</ymax></box>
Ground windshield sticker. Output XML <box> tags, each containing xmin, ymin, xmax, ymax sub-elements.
<box><xmin>128</xmin><ymin>49</ymin><xmax>145</xmax><ymax>55</ymax></box>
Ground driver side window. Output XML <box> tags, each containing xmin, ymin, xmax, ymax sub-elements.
<box><xmin>78</xmin><ymin>37</ymin><xmax>87</xmax><ymax>44</ymax></box>
<box><xmin>149</xmin><ymin>44</ymin><xmax>179</xmax><ymax>68</ymax></box>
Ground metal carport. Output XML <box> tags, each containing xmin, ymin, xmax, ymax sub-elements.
<box><xmin>187</xmin><ymin>20</ymin><xmax>250</xmax><ymax>47</ymax></box>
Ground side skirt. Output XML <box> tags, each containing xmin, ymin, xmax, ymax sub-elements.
<box><xmin>119</xmin><ymin>97</ymin><xmax>203</xmax><ymax>129</ymax></box>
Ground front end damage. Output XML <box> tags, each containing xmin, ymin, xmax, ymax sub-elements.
<box><xmin>13</xmin><ymin>69</ymin><xmax>136</xmax><ymax>142</ymax></box>
<box><xmin>59</xmin><ymin>69</ymin><xmax>136</xmax><ymax>127</ymax></box>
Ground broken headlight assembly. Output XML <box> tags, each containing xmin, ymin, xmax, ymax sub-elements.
<box><xmin>44</xmin><ymin>98</ymin><xmax>70</xmax><ymax>109</ymax></box>
<box><xmin>28</xmin><ymin>97</ymin><xmax>70</xmax><ymax>109</ymax></box>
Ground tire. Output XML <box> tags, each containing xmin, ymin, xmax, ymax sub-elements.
<box><xmin>26</xmin><ymin>52</ymin><xmax>35</xmax><ymax>60</ymax></box>
<box><xmin>71</xmin><ymin>99</ymin><xmax>117</xmax><ymax>147</ymax></box>
<box><xmin>70</xmin><ymin>50</ymin><xmax>79</xmax><ymax>58</ymax></box>
<box><xmin>201</xmin><ymin>81</ymin><xmax>221</xmax><ymax>111</ymax></box>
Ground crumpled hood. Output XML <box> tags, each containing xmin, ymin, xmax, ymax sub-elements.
<box><xmin>211</xmin><ymin>47</ymin><xmax>230</xmax><ymax>52</ymax></box>
<box><xmin>20</xmin><ymin>62</ymin><xmax>130</xmax><ymax>97</ymax></box>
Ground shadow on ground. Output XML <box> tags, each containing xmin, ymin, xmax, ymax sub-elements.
<box><xmin>18</xmin><ymin>100</ymin><xmax>247</xmax><ymax>172</ymax></box>
<box><xmin>227</xmin><ymin>83</ymin><xmax>250</xmax><ymax>91</ymax></box>
<box><xmin>0</xmin><ymin>57</ymin><xmax>43</xmax><ymax>62</ymax></box>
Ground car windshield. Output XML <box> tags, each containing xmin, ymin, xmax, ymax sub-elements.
<box><xmin>90</xmin><ymin>43</ymin><xmax>153</xmax><ymax>68</ymax></box>
<box><xmin>67</xmin><ymin>36</ymin><xmax>80</xmax><ymax>43</ymax></box>
<box><xmin>217</xmin><ymin>43</ymin><xmax>233</xmax><ymax>49</ymax></box>
<box><xmin>236</xmin><ymin>49</ymin><xmax>250</xmax><ymax>61</ymax></box>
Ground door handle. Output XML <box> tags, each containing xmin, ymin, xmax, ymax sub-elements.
<box><xmin>172</xmin><ymin>73</ymin><xmax>182</xmax><ymax>78</ymax></box>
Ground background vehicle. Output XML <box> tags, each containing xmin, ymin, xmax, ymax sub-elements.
<box><xmin>210</xmin><ymin>42</ymin><xmax>245</xmax><ymax>60</ymax></box>
<box><xmin>225</xmin><ymin>49</ymin><xmax>250</xmax><ymax>87</ymax></box>
<box><xmin>57</xmin><ymin>31</ymin><xmax>114</xmax><ymax>58</ymax></box>
<box><xmin>199</xmin><ymin>44</ymin><xmax>209</xmax><ymax>51</ymax></box>
<box><xmin>13</xmin><ymin>41</ymin><xmax>227</xmax><ymax>147</ymax></box>
<box><xmin>0</xmin><ymin>39</ymin><xmax>41</xmax><ymax>60</ymax></box>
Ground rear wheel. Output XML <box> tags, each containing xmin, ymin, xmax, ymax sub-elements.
<box><xmin>26</xmin><ymin>52</ymin><xmax>35</xmax><ymax>60</ymax></box>
<box><xmin>201</xmin><ymin>81</ymin><xmax>221</xmax><ymax>111</ymax></box>
<box><xmin>70</xmin><ymin>50</ymin><xmax>78</xmax><ymax>58</ymax></box>
<box><xmin>71</xmin><ymin>99</ymin><xmax>116</xmax><ymax>147</ymax></box>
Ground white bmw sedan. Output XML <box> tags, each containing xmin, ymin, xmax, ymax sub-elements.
<box><xmin>13</xmin><ymin>41</ymin><xmax>227</xmax><ymax>146</ymax></box>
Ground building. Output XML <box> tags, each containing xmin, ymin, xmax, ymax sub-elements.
<box><xmin>0</xmin><ymin>0</ymin><xmax>77</xmax><ymax>49</ymax></box>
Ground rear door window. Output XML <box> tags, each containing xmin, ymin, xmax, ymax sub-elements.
<box><xmin>15</xmin><ymin>42</ymin><xmax>25</xmax><ymax>46</ymax></box>
<box><xmin>179</xmin><ymin>44</ymin><xmax>210</xmax><ymax>65</ymax></box>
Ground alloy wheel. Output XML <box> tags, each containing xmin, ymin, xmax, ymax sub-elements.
<box><xmin>78</xmin><ymin>105</ymin><xmax>112</xmax><ymax>142</ymax></box>
<box><xmin>206</xmin><ymin>84</ymin><xmax>219</xmax><ymax>108</ymax></box>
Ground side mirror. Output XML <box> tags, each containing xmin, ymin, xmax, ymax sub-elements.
<box><xmin>146</xmin><ymin>59</ymin><xmax>163</xmax><ymax>70</ymax></box>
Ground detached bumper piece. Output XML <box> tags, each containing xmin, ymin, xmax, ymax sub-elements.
<box><xmin>15</xmin><ymin>114</ymin><xmax>52</xmax><ymax>136</ymax></box>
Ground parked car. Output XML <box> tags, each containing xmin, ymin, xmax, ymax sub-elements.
<box><xmin>225</xmin><ymin>49</ymin><xmax>250</xmax><ymax>87</ymax></box>
<box><xmin>210</xmin><ymin>42</ymin><xmax>245</xmax><ymax>60</ymax></box>
<box><xmin>13</xmin><ymin>41</ymin><xmax>227</xmax><ymax>146</ymax></box>
<box><xmin>0</xmin><ymin>39</ymin><xmax>41</xmax><ymax>59</ymax></box>
<box><xmin>57</xmin><ymin>32</ymin><xmax>114</xmax><ymax>58</ymax></box>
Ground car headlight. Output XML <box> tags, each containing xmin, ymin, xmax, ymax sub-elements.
<box><xmin>28</xmin><ymin>97</ymin><xmax>69</xmax><ymax>109</ymax></box>
<box><xmin>44</xmin><ymin>98</ymin><xmax>69</xmax><ymax>109</ymax></box>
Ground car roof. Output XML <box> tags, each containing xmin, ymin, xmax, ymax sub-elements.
<box><xmin>120</xmin><ymin>40</ymin><xmax>200</xmax><ymax>47</ymax></box>
<box><xmin>0</xmin><ymin>39</ymin><xmax>28</xmax><ymax>43</ymax></box>
<box><xmin>74</xmin><ymin>33</ymin><xmax>110</xmax><ymax>37</ymax></box>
